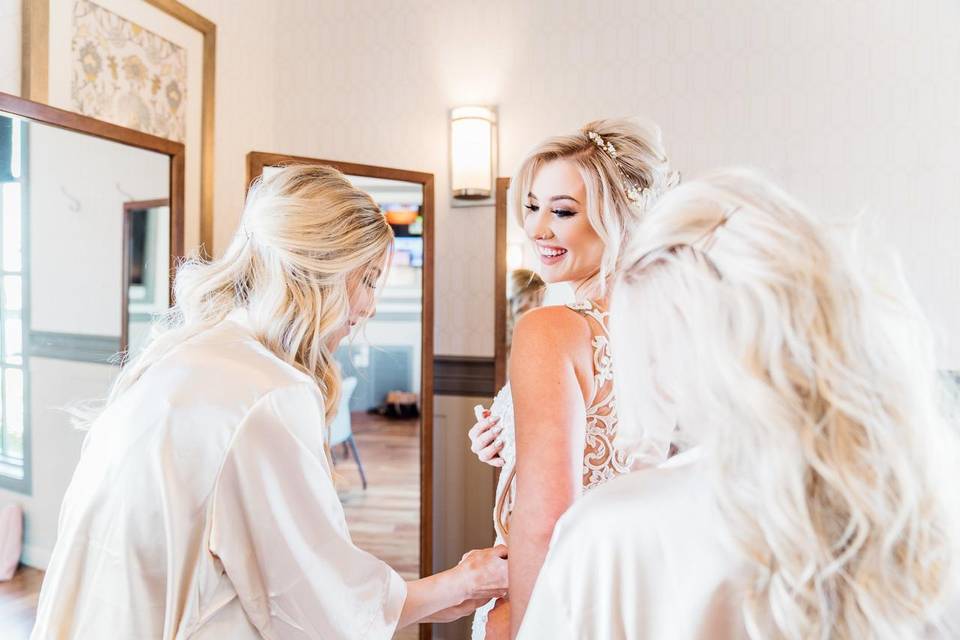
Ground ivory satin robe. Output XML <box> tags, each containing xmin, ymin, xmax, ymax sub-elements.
<box><xmin>31</xmin><ymin>312</ymin><xmax>405</xmax><ymax>639</ymax></box>
<box><xmin>518</xmin><ymin>447</ymin><xmax>960</xmax><ymax>639</ymax></box>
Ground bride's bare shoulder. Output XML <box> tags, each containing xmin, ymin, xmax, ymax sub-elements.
<box><xmin>512</xmin><ymin>304</ymin><xmax>591</xmax><ymax>347</ymax></box>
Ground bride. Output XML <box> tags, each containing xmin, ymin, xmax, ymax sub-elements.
<box><xmin>468</xmin><ymin>118</ymin><xmax>678</xmax><ymax>638</ymax></box>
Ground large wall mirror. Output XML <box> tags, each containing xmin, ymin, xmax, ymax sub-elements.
<box><xmin>0</xmin><ymin>92</ymin><xmax>183</xmax><ymax>551</ymax></box>
<box><xmin>247</xmin><ymin>152</ymin><xmax>433</xmax><ymax>640</ymax></box>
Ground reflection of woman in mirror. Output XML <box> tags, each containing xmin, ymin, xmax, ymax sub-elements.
<box><xmin>519</xmin><ymin>170</ymin><xmax>960</xmax><ymax>639</ymax></box>
<box><xmin>468</xmin><ymin>119</ymin><xmax>679</xmax><ymax>638</ymax></box>
<box><xmin>505</xmin><ymin>268</ymin><xmax>546</xmax><ymax>362</ymax></box>
<box><xmin>33</xmin><ymin>166</ymin><xmax>507</xmax><ymax>638</ymax></box>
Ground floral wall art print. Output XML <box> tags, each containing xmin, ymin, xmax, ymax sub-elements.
<box><xmin>71</xmin><ymin>0</ymin><xmax>187</xmax><ymax>142</ymax></box>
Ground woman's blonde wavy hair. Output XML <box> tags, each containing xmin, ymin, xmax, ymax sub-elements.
<box><xmin>101</xmin><ymin>164</ymin><xmax>392</xmax><ymax>428</ymax></box>
<box><xmin>511</xmin><ymin>117</ymin><xmax>676</xmax><ymax>298</ymax></box>
<box><xmin>611</xmin><ymin>168</ymin><xmax>959</xmax><ymax>639</ymax></box>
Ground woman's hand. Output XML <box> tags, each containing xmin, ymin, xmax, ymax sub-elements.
<box><xmin>399</xmin><ymin>546</ymin><xmax>507</xmax><ymax>629</ymax></box>
<box><xmin>469</xmin><ymin>406</ymin><xmax>505</xmax><ymax>467</ymax></box>
<box><xmin>422</xmin><ymin>598</ymin><xmax>490</xmax><ymax>623</ymax></box>
<box><xmin>457</xmin><ymin>545</ymin><xmax>509</xmax><ymax>600</ymax></box>
<box><xmin>484</xmin><ymin>599</ymin><xmax>510</xmax><ymax>639</ymax></box>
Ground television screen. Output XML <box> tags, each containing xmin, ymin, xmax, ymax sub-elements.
<box><xmin>393</xmin><ymin>236</ymin><xmax>423</xmax><ymax>268</ymax></box>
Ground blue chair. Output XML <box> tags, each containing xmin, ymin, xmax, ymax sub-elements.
<box><xmin>328</xmin><ymin>376</ymin><xmax>367</xmax><ymax>490</ymax></box>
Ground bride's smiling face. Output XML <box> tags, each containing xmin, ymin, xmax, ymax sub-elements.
<box><xmin>523</xmin><ymin>159</ymin><xmax>604</xmax><ymax>285</ymax></box>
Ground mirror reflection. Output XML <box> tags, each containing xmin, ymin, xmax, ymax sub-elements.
<box><xmin>0</xmin><ymin>111</ymin><xmax>172</xmax><ymax>489</ymax></box>
<box><xmin>263</xmin><ymin>166</ymin><xmax>426</xmax><ymax>613</ymax></box>
<box><xmin>336</xmin><ymin>174</ymin><xmax>424</xmax><ymax>592</ymax></box>
<box><xmin>123</xmin><ymin>200</ymin><xmax>170</xmax><ymax>356</ymax></box>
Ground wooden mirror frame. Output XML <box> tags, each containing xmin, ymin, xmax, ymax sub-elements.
<box><xmin>0</xmin><ymin>91</ymin><xmax>185</xmax><ymax>358</ymax></box>
<box><xmin>247</xmin><ymin>151</ymin><xmax>435</xmax><ymax>640</ymax></box>
<box><xmin>121</xmin><ymin>198</ymin><xmax>171</xmax><ymax>355</ymax></box>
<box><xmin>494</xmin><ymin>177</ymin><xmax>510</xmax><ymax>391</ymax></box>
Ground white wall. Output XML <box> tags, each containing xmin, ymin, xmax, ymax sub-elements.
<box><xmin>0</xmin><ymin>0</ymin><xmax>19</xmax><ymax>95</ymax></box>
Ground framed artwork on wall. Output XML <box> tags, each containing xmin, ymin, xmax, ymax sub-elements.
<box><xmin>21</xmin><ymin>0</ymin><xmax>215</xmax><ymax>255</ymax></box>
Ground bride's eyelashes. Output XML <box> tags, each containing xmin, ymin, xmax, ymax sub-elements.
<box><xmin>523</xmin><ymin>203</ymin><xmax>577</xmax><ymax>218</ymax></box>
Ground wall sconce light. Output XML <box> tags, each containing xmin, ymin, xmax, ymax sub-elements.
<box><xmin>449</xmin><ymin>106</ymin><xmax>497</xmax><ymax>206</ymax></box>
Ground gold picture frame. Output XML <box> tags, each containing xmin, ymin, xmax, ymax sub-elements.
<box><xmin>21</xmin><ymin>0</ymin><xmax>216</xmax><ymax>255</ymax></box>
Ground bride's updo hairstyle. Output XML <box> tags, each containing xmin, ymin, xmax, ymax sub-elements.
<box><xmin>611</xmin><ymin>168</ymin><xmax>959</xmax><ymax>638</ymax></box>
<box><xmin>103</xmin><ymin>165</ymin><xmax>393</xmax><ymax>425</ymax></box>
<box><xmin>511</xmin><ymin>117</ymin><xmax>678</xmax><ymax>297</ymax></box>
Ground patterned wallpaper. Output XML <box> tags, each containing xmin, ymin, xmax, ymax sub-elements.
<box><xmin>72</xmin><ymin>0</ymin><xmax>187</xmax><ymax>141</ymax></box>
<box><xmin>3</xmin><ymin>0</ymin><xmax>958</xmax><ymax>365</ymax></box>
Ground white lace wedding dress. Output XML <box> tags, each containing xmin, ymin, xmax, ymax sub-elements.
<box><xmin>471</xmin><ymin>300</ymin><xmax>633</xmax><ymax>639</ymax></box>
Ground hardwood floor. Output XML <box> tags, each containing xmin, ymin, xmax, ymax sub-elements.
<box><xmin>336</xmin><ymin>412</ymin><xmax>421</xmax><ymax>640</ymax></box>
<box><xmin>336</xmin><ymin>412</ymin><xmax>421</xmax><ymax>579</ymax></box>
<box><xmin>0</xmin><ymin>565</ymin><xmax>41</xmax><ymax>639</ymax></box>
<box><xmin>0</xmin><ymin>412</ymin><xmax>422</xmax><ymax>640</ymax></box>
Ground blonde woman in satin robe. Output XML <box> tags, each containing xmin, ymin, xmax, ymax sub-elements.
<box><xmin>31</xmin><ymin>165</ymin><xmax>507</xmax><ymax>639</ymax></box>
<box><xmin>519</xmin><ymin>170</ymin><xmax>960</xmax><ymax>639</ymax></box>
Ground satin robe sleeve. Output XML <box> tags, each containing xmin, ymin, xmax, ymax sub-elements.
<box><xmin>208</xmin><ymin>382</ymin><xmax>406</xmax><ymax>639</ymax></box>
<box><xmin>516</xmin><ymin>495</ymin><xmax>661</xmax><ymax>640</ymax></box>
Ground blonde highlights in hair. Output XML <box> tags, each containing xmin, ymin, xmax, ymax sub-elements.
<box><xmin>511</xmin><ymin>117</ymin><xmax>675</xmax><ymax>297</ymax></box>
<box><xmin>103</xmin><ymin>165</ymin><xmax>392</xmax><ymax>430</ymax></box>
<box><xmin>612</xmin><ymin>169</ymin><xmax>959</xmax><ymax>638</ymax></box>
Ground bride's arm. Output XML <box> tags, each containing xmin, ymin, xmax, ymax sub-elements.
<box><xmin>507</xmin><ymin>307</ymin><xmax>593</xmax><ymax>638</ymax></box>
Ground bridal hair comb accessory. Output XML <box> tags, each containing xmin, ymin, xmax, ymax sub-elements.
<box><xmin>587</xmin><ymin>130</ymin><xmax>619</xmax><ymax>159</ymax></box>
<box><xmin>586</xmin><ymin>130</ymin><xmax>679</xmax><ymax>210</ymax></box>
<box><xmin>633</xmin><ymin>206</ymin><xmax>740</xmax><ymax>280</ymax></box>
<box><xmin>696</xmin><ymin>206</ymin><xmax>739</xmax><ymax>253</ymax></box>
<box><xmin>681</xmin><ymin>206</ymin><xmax>739</xmax><ymax>278</ymax></box>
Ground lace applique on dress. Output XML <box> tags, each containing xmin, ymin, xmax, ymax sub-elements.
<box><xmin>566</xmin><ymin>300</ymin><xmax>633</xmax><ymax>488</ymax></box>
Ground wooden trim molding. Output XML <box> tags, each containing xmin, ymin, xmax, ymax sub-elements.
<box><xmin>246</xmin><ymin>152</ymin><xmax>436</xmax><ymax>640</ymax></box>
<box><xmin>494</xmin><ymin>177</ymin><xmax>510</xmax><ymax>391</ymax></box>
<box><xmin>21</xmin><ymin>0</ymin><xmax>216</xmax><ymax>255</ymax></box>
<box><xmin>28</xmin><ymin>332</ymin><xmax>120</xmax><ymax>364</ymax></box>
<box><xmin>0</xmin><ymin>92</ymin><xmax>183</xmax><ymax>155</ymax></box>
<box><xmin>247</xmin><ymin>151</ymin><xmax>437</xmax><ymax>192</ymax></box>
<box><xmin>434</xmin><ymin>356</ymin><xmax>496</xmax><ymax>397</ymax></box>
<box><xmin>20</xmin><ymin>0</ymin><xmax>49</xmax><ymax>103</ymax></box>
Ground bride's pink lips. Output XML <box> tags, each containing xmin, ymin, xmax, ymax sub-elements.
<box><xmin>538</xmin><ymin>244</ymin><xmax>568</xmax><ymax>266</ymax></box>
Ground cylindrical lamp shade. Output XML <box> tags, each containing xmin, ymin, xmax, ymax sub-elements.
<box><xmin>450</xmin><ymin>106</ymin><xmax>496</xmax><ymax>200</ymax></box>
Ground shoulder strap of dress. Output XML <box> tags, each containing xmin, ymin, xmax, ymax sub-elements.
<box><xmin>564</xmin><ymin>300</ymin><xmax>610</xmax><ymax>338</ymax></box>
